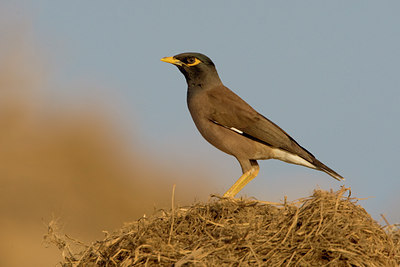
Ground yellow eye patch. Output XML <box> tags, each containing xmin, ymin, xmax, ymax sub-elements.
<box><xmin>187</xmin><ymin>58</ymin><xmax>202</xmax><ymax>67</ymax></box>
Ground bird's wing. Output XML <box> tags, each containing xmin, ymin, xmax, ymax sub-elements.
<box><xmin>206</xmin><ymin>86</ymin><xmax>315</xmax><ymax>162</ymax></box>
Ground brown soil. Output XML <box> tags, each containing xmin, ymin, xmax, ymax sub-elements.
<box><xmin>48</xmin><ymin>187</ymin><xmax>400</xmax><ymax>266</ymax></box>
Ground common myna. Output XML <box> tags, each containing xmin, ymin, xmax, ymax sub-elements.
<box><xmin>161</xmin><ymin>52</ymin><xmax>344</xmax><ymax>197</ymax></box>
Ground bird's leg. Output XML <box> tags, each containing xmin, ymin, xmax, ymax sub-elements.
<box><xmin>223</xmin><ymin>160</ymin><xmax>259</xmax><ymax>198</ymax></box>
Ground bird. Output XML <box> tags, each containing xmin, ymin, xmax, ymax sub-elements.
<box><xmin>161</xmin><ymin>52</ymin><xmax>344</xmax><ymax>198</ymax></box>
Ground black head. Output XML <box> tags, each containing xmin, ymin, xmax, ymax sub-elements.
<box><xmin>161</xmin><ymin>52</ymin><xmax>221</xmax><ymax>87</ymax></box>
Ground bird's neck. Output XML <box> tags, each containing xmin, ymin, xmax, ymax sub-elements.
<box><xmin>185</xmin><ymin>71</ymin><xmax>222</xmax><ymax>91</ymax></box>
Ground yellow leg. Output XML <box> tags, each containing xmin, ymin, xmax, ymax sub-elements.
<box><xmin>223</xmin><ymin>165</ymin><xmax>260</xmax><ymax>198</ymax></box>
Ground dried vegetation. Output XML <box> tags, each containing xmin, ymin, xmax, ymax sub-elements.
<box><xmin>48</xmin><ymin>187</ymin><xmax>400</xmax><ymax>266</ymax></box>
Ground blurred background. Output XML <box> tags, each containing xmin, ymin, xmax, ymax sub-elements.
<box><xmin>1</xmin><ymin>1</ymin><xmax>399</xmax><ymax>266</ymax></box>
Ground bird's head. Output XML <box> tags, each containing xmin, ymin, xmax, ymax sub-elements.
<box><xmin>161</xmin><ymin>52</ymin><xmax>221</xmax><ymax>87</ymax></box>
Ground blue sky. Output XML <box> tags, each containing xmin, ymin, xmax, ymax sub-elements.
<box><xmin>4</xmin><ymin>1</ymin><xmax>400</xmax><ymax>222</ymax></box>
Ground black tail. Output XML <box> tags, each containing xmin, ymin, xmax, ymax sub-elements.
<box><xmin>312</xmin><ymin>159</ymin><xmax>345</xmax><ymax>181</ymax></box>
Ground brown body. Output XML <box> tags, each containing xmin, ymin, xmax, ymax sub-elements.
<box><xmin>188</xmin><ymin>86</ymin><xmax>276</xmax><ymax>169</ymax></box>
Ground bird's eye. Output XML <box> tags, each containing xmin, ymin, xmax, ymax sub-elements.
<box><xmin>185</xmin><ymin>57</ymin><xmax>201</xmax><ymax>66</ymax></box>
<box><xmin>186</xmin><ymin>57</ymin><xmax>196</xmax><ymax>64</ymax></box>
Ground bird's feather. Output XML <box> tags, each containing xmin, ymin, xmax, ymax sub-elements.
<box><xmin>207</xmin><ymin>85</ymin><xmax>344</xmax><ymax>181</ymax></box>
<box><xmin>207</xmin><ymin>86</ymin><xmax>314</xmax><ymax>161</ymax></box>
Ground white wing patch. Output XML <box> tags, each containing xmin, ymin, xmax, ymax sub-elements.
<box><xmin>211</xmin><ymin>120</ymin><xmax>244</xmax><ymax>135</ymax></box>
<box><xmin>229</xmin><ymin>127</ymin><xmax>243</xmax><ymax>134</ymax></box>
<box><xmin>272</xmin><ymin>148</ymin><xmax>316</xmax><ymax>169</ymax></box>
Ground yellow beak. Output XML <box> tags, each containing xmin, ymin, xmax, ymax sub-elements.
<box><xmin>160</xmin><ymin>56</ymin><xmax>183</xmax><ymax>66</ymax></box>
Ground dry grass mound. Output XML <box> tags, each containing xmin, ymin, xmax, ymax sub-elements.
<box><xmin>48</xmin><ymin>187</ymin><xmax>400</xmax><ymax>266</ymax></box>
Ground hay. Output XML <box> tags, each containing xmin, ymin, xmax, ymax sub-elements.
<box><xmin>48</xmin><ymin>187</ymin><xmax>400</xmax><ymax>266</ymax></box>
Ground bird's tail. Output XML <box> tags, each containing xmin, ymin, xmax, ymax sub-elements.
<box><xmin>312</xmin><ymin>159</ymin><xmax>345</xmax><ymax>181</ymax></box>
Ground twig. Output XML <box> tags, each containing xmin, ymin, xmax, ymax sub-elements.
<box><xmin>380</xmin><ymin>214</ymin><xmax>390</xmax><ymax>226</ymax></box>
<box><xmin>168</xmin><ymin>184</ymin><xmax>176</xmax><ymax>245</ymax></box>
